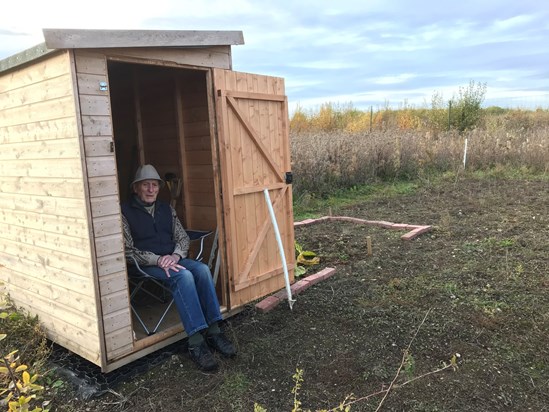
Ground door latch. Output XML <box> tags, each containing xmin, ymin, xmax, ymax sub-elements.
<box><xmin>285</xmin><ymin>172</ymin><xmax>293</xmax><ymax>184</ymax></box>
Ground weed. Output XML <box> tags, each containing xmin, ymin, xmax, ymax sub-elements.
<box><xmin>402</xmin><ymin>352</ymin><xmax>416</xmax><ymax>381</ymax></box>
<box><xmin>0</xmin><ymin>297</ymin><xmax>53</xmax><ymax>412</ymax></box>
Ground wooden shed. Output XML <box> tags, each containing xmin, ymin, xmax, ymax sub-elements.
<box><xmin>0</xmin><ymin>29</ymin><xmax>295</xmax><ymax>372</ymax></box>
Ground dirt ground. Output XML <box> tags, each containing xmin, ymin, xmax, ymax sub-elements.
<box><xmin>53</xmin><ymin>175</ymin><xmax>548</xmax><ymax>411</ymax></box>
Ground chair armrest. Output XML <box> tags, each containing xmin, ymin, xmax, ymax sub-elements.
<box><xmin>186</xmin><ymin>230</ymin><xmax>213</xmax><ymax>261</ymax></box>
<box><xmin>128</xmin><ymin>255</ymin><xmax>149</xmax><ymax>277</ymax></box>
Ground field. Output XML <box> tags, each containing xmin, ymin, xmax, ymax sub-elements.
<box><xmin>48</xmin><ymin>174</ymin><xmax>548</xmax><ymax>411</ymax></box>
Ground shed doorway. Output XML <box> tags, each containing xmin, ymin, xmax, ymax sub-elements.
<box><xmin>107</xmin><ymin>61</ymin><xmax>223</xmax><ymax>341</ymax></box>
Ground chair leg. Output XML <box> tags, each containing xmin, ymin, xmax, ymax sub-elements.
<box><xmin>213</xmin><ymin>250</ymin><xmax>221</xmax><ymax>286</ymax></box>
<box><xmin>151</xmin><ymin>299</ymin><xmax>175</xmax><ymax>334</ymax></box>
<box><xmin>131</xmin><ymin>304</ymin><xmax>152</xmax><ymax>335</ymax></box>
<box><xmin>129</xmin><ymin>278</ymin><xmax>175</xmax><ymax>336</ymax></box>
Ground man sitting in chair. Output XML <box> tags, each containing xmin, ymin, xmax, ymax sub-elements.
<box><xmin>121</xmin><ymin>164</ymin><xmax>235</xmax><ymax>371</ymax></box>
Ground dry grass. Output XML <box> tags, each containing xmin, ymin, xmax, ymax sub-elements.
<box><xmin>290</xmin><ymin>108</ymin><xmax>549</xmax><ymax>198</ymax></box>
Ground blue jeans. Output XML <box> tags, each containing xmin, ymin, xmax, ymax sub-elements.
<box><xmin>140</xmin><ymin>259</ymin><xmax>222</xmax><ymax>336</ymax></box>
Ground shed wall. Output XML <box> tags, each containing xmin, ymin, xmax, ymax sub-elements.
<box><xmin>0</xmin><ymin>51</ymin><xmax>103</xmax><ymax>364</ymax></box>
<box><xmin>74</xmin><ymin>50</ymin><xmax>134</xmax><ymax>362</ymax></box>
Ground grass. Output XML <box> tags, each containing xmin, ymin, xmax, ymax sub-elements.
<box><xmin>293</xmin><ymin>181</ymin><xmax>418</xmax><ymax>221</ymax></box>
<box><xmin>3</xmin><ymin>174</ymin><xmax>548</xmax><ymax>411</ymax></box>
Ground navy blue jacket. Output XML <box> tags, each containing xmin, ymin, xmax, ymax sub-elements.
<box><xmin>121</xmin><ymin>197</ymin><xmax>175</xmax><ymax>256</ymax></box>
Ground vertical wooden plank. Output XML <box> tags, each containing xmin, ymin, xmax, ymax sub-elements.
<box><xmin>261</xmin><ymin>76</ymin><xmax>275</xmax><ymax>296</ymax></box>
<box><xmin>206</xmin><ymin>68</ymin><xmax>229</xmax><ymax>306</ymax></box>
<box><xmin>72</xmin><ymin>50</ymin><xmax>110</xmax><ymax>369</ymax></box>
<box><xmin>175</xmin><ymin>77</ymin><xmax>190</xmax><ymax>224</ymax></box>
<box><xmin>213</xmin><ymin>69</ymin><xmax>239</xmax><ymax>301</ymax></box>
<box><xmin>133</xmin><ymin>68</ymin><xmax>145</xmax><ymax>165</ymax></box>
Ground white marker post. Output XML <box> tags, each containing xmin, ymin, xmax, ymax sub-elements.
<box><xmin>463</xmin><ymin>138</ymin><xmax>468</xmax><ymax>168</ymax></box>
<box><xmin>263</xmin><ymin>188</ymin><xmax>295</xmax><ymax>310</ymax></box>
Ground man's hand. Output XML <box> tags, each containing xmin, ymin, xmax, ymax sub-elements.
<box><xmin>157</xmin><ymin>254</ymin><xmax>186</xmax><ymax>277</ymax></box>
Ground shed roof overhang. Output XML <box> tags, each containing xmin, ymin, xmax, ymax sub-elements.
<box><xmin>0</xmin><ymin>28</ymin><xmax>245</xmax><ymax>74</ymax></box>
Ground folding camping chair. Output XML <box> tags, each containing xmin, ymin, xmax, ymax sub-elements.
<box><xmin>188</xmin><ymin>229</ymin><xmax>220</xmax><ymax>285</ymax></box>
<box><xmin>127</xmin><ymin>255</ymin><xmax>175</xmax><ymax>336</ymax></box>
<box><xmin>186</xmin><ymin>230</ymin><xmax>213</xmax><ymax>262</ymax></box>
<box><xmin>128</xmin><ymin>229</ymin><xmax>217</xmax><ymax>335</ymax></box>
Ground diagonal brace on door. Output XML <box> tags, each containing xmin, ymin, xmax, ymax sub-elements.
<box><xmin>232</xmin><ymin>185</ymin><xmax>289</xmax><ymax>290</ymax></box>
<box><xmin>224</xmin><ymin>94</ymin><xmax>283</xmax><ymax>182</ymax></box>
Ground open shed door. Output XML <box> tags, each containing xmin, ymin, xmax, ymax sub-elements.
<box><xmin>213</xmin><ymin>69</ymin><xmax>295</xmax><ymax>307</ymax></box>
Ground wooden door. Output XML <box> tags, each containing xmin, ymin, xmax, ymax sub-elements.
<box><xmin>213</xmin><ymin>69</ymin><xmax>295</xmax><ymax>307</ymax></box>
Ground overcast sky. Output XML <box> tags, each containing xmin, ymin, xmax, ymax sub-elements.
<box><xmin>1</xmin><ymin>0</ymin><xmax>548</xmax><ymax>112</ymax></box>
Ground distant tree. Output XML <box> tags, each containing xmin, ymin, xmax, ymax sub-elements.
<box><xmin>484</xmin><ymin>106</ymin><xmax>508</xmax><ymax>115</ymax></box>
<box><xmin>449</xmin><ymin>80</ymin><xmax>487</xmax><ymax>132</ymax></box>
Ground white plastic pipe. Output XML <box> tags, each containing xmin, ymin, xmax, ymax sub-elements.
<box><xmin>263</xmin><ymin>188</ymin><xmax>295</xmax><ymax>310</ymax></box>
<box><xmin>463</xmin><ymin>138</ymin><xmax>468</xmax><ymax>168</ymax></box>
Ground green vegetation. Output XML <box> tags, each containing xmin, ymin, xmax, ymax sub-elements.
<box><xmin>289</xmin><ymin>83</ymin><xmax>549</xmax><ymax>204</ymax></box>
<box><xmin>0</xmin><ymin>296</ymin><xmax>57</xmax><ymax>412</ymax></box>
<box><xmin>293</xmin><ymin>181</ymin><xmax>418</xmax><ymax>221</ymax></box>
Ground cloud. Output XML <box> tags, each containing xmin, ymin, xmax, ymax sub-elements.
<box><xmin>1</xmin><ymin>0</ymin><xmax>548</xmax><ymax>110</ymax></box>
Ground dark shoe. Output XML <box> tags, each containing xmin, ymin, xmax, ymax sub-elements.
<box><xmin>188</xmin><ymin>342</ymin><xmax>219</xmax><ymax>371</ymax></box>
<box><xmin>206</xmin><ymin>333</ymin><xmax>237</xmax><ymax>358</ymax></box>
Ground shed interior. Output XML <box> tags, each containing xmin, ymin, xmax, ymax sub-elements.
<box><xmin>107</xmin><ymin>61</ymin><xmax>225</xmax><ymax>341</ymax></box>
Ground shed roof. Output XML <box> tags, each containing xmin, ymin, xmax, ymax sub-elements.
<box><xmin>0</xmin><ymin>28</ymin><xmax>245</xmax><ymax>74</ymax></box>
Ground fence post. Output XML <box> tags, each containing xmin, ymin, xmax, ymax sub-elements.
<box><xmin>448</xmin><ymin>100</ymin><xmax>452</xmax><ymax>131</ymax></box>
<box><xmin>370</xmin><ymin>106</ymin><xmax>373</xmax><ymax>132</ymax></box>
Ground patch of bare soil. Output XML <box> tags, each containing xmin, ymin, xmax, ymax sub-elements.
<box><xmin>53</xmin><ymin>176</ymin><xmax>548</xmax><ymax>411</ymax></box>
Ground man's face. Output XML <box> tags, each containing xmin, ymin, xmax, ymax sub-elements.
<box><xmin>134</xmin><ymin>179</ymin><xmax>160</xmax><ymax>204</ymax></box>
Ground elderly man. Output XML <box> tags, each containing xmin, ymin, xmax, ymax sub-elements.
<box><xmin>121</xmin><ymin>164</ymin><xmax>235</xmax><ymax>372</ymax></box>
